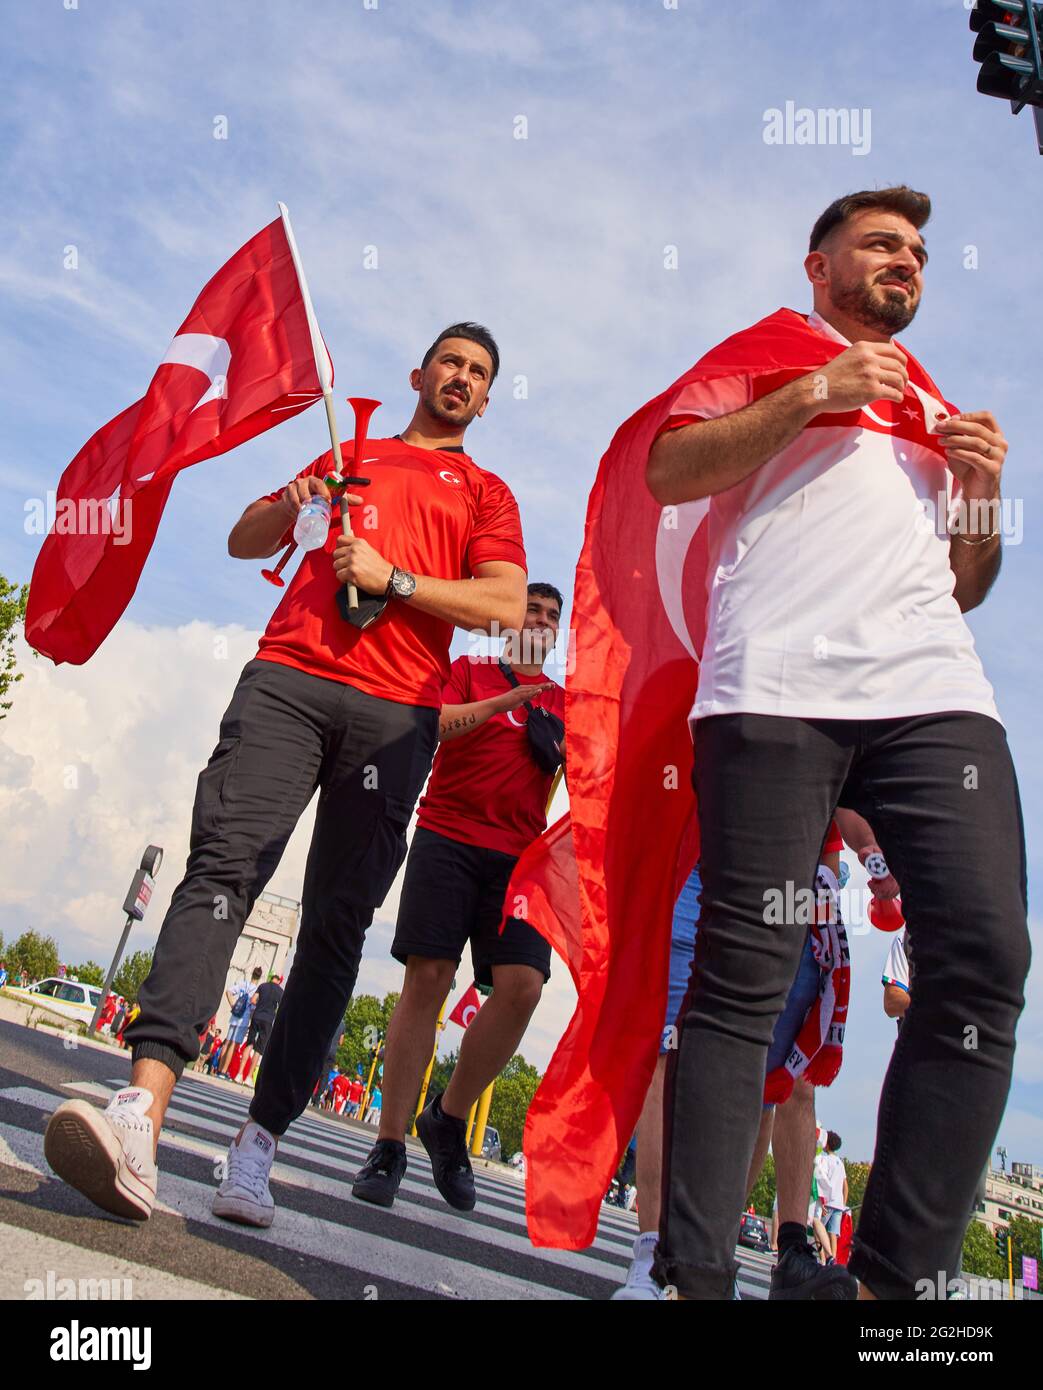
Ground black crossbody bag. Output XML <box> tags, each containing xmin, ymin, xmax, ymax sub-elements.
<box><xmin>497</xmin><ymin>659</ymin><xmax>565</xmax><ymax>775</ymax></box>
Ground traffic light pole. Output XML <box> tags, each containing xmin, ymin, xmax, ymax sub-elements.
<box><xmin>89</xmin><ymin>914</ymin><xmax>135</xmax><ymax>1034</ymax></box>
<box><xmin>88</xmin><ymin>845</ymin><xmax>164</xmax><ymax>1035</ymax></box>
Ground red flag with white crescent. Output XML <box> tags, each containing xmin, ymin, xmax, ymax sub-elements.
<box><xmin>25</xmin><ymin>216</ymin><xmax>331</xmax><ymax>665</ymax></box>
<box><xmin>448</xmin><ymin>984</ymin><xmax>482</xmax><ymax>1030</ymax></box>
<box><xmin>507</xmin><ymin>308</ymin><xmax>956</xmax><ymax>1249</ymax></box>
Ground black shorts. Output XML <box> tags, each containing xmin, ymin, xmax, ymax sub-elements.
<box><xmin>391</xmin><ymin>827</ymin><xmax>551</xmax><ymax>986</ymax></box>
<box><xmin>247</xmin><ymin>1015</ymin><xmax>273</xmax><ymax>1054</ymax></box>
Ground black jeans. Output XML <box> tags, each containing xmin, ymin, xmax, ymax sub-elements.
<box><xmin>126</xmin><ymin>659</ymin><xmax>437</xmax><ymax>1135</ymax></box>
<box><xmin>653</xmin><ymin>712</ymin><xmax>1029</xmax><ymax>1300</ymax></box>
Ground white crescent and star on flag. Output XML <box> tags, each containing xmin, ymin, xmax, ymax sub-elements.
<box><xmin>651</xmin><ymin>380</ymin><xmax>951</xmax><ymax>659</ymax></box>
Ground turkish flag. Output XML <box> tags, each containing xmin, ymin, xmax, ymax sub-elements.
<box><xmin>25</xmin><ymin>216</ymin><xmax>331</xmax><ymax>665</ymax></box>
<box><xmin>508</xmin><ymin>309</ymin><xmax>954</xmax><ymax>1250</ymax></box>
<box><xmin>448</xmin><ymin>984</ymin><xmax>482</xmax><ymax>1030</ymax></box>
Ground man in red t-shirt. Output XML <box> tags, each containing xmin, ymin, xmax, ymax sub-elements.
<box><xmin>353</xmin><ymin>584</ymin><xmax>565</xmax><ymax>1211</ymax></box>
<box><xmin>46</xmin><ymin>323</ymin><xmax>527</xmax><ymax>1233</ymax></box>
<box><xmin>332</xmin><ymin>1072</ymin><xmax>351</xmax><ymax>1116</ymax></box>
<box><xmin>347</xmin><ymin>1077</ymin><xmax>365</xmax><ymax>1118</ymax></box>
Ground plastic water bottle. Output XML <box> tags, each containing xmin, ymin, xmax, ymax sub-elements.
<box><xmin>293</xmin><ymin>495</ymin><xmax>332</xmax><ymax>551</ymax></box>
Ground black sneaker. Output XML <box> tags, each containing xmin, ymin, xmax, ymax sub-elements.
<box><xmin>351</xmin><ymin>1139</ymin><xmax>407</xmax><ymax>1208</ymax></box>
<box><xmin>769</xmin><ymin>1243</ymin><xmax>858</xmax><ymax>1300</ymax></box>
<box><xmin>415</xmin><ymin>1093</ymin><xmax>477</xmax><ymax>1212</ymax></box>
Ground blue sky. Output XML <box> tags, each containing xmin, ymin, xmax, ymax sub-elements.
<box><xmin>1</xmin><ymin>1</ymin><xmax>1040</xmax><ymax>1166</ymax></box>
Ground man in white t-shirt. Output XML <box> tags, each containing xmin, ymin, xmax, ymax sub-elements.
<box><xmin>646</xmin><ymin>186</ymin><xmax>1029</xmax><ymax>1303</ymax></box>
<box><xmin>814</xmin><ymin>1131</ymin><xmax>849</xmax><ymax>1261</ymax></box>
<box><xmin>882</xmin><ymin>933</ymin><xmax>912</xmax><ymax>1026</ymax></box>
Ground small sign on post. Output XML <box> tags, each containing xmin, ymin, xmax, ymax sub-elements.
<box><xmin>90</xmin><ymin>846</ymin><xmax>164</xmax><ymax>1034</ymax></box>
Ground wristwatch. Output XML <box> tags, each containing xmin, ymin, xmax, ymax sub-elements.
<box><xmin>387</xmin><ymin>566</ymin><xmax>417</xmax><ymax>600</ymax></box>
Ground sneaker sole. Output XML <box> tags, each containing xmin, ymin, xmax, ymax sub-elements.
<box><xmin>211</xmin><ymin>1192</ymin><xmax>275</xmax><ymax>1228</ymax></box>
<box><xmin>44</xmin><ymin>1101</ymin><xmax>154</xmax><ymax>1222</ymax></box>
<box><xmin>415</xmin><ymin>1109</ymin><xmax>477</xmax><ymax>1212</ymax></box>
<box><xmin>351</xmin><ymin>1178</ymin><xmax>398</xmax><ymax>1209</ymax></box>
<box><xmin>769</xmin><ymin>1266</ymin><xmax>859</xmax><ymax>1301</ymax></box>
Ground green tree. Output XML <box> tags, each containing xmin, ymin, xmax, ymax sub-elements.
<box><xmin>0</xmin><ymin>575</ymin><xmax>30</xmax><ymax>719</ymax></box>
<box><xmin>845</xmin><ymin>1160</ymin><xmax>871</xmax><ymax>1228</ymax></box>
<box><xmin>336</xmin><ymin>991</ymin><xmax>400</xmax><ymax>1078</ymax></box>
<box><xmin>748</xmin><ymin>1152</ymin><xmax>776</xmax><ymax>1218</ymax></box>
<box><xmin>488</xmin><ymin>1054</ymin><xmax>541</xmax><ymax>1159</ymax></box>
<box><xmin>8</xmin><ymin>929</ymin><xmax>60</xmax><ymax>982</ymax></box>
<box><xmin>1008</xmin><ymin>1213</ymin><xmax>1043</xmax><ymax>1272</ymax></box>
<box><xmin>961</xmin><ymin>1219</ymin><xmax>1005</xmax><ymax>1280</ymax></box>
<box><xmin>68</xmin><ymin>960</ymin><xmax>105</xmax><ymax>987</ymax></box>
<box><xmin>426</xmin><ymin>1047</ymin><xmax>458</xmax><ymax>1105</ymax></box>
<box><xmin>113</xmin><ymin>949</ymin><xmax>154</xmax><ymax>1004</ymax></box>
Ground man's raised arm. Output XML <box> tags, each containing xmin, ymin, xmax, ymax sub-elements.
<box><xmin>228</xmin><ymin>475</ymin><xmax>362</xmax><ymax>560</ymax></box>
<box><xmin>646</xmin><ymin>341</ymin><xmax>909</xmax><ymax>505</ymax></box>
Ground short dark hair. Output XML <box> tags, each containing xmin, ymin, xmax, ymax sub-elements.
<box><xmin>809</xmin><ymin>186</ymin><xmax>931</xmax><ymax>253</ymax></box>
<box><xmin>826</xmin><ymin>1131</ymin><xmax>842</xmax><ymax>1153</ymax></box>
<box><xmin>251</xmin><ymin>966</ymin><xmax>263</xmax><ymax>980</ymax></box>
<box><xmin>528</xmin><ymin>581</ymin><xmax>564</xmax><ymax>613</ymax></box>
<box><xmin>422</xmin><ymin>321</ymin><xmax>500</xmax><ymax>383</ymax></box>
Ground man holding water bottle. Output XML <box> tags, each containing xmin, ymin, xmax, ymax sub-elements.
<box><xmin>45</xmin><ymin>323</ymin><xmax>528</xmax><ymax>1232</ymax></box>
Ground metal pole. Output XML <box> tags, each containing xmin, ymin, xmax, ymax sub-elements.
<box><xmin>470</xmin><ymin>1082</ymin><xmax>495</xmax><ymax>1158</ymax></box>
<box><xmin>360</xmin><ymin>1045</ymin><xmax>381</xmax><ymax>1118</ymax></box>
<box><xmin>412</xmin><ymin>999</ymin><xmax>447</xmax><ymax>1135</ymax></box>
<box><xmin>89</xmin><ymin>915</ymin><xmax>134</xmax><ymax>1034</ymax></box>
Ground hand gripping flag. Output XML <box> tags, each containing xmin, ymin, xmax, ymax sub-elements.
<box><xmin>25</xmin><ymin>214</ymin><xmax>331</xmax><ymax>665</ymax></box>
<box><xmin>506</xmin><ymin>308</ymin><xmax>957</xmax><ymax>1250</ymax></box>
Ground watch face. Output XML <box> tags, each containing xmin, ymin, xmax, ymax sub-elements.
<box><xmin>392</xmin><ymin>569</ymin><xmax>416</xmax><ymax>597</ymax></box>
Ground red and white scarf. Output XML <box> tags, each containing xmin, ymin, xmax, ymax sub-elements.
<box><xmin>763</xmin><ymin>864</ymin><xmax>851</xmax><ymax>1104</ymax></box>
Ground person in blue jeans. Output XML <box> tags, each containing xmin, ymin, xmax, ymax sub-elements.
<box><xmin>613</xmin><ymin>823</ymin><xmax>856</xmax><ymax>1301</ymax></box>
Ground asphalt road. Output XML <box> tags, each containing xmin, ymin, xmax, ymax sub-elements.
<box><xmin>0</xmin><ymin>1019</ymin><xmax>774</xmax><ymax>1301</ymax></box>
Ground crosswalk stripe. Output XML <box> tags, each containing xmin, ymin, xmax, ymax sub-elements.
<box><xmin>0</xmin><ymin>1084</ymin><xmax>771</xmax><ymax>1299</ymax></box>
<box><xmin>1</xmin><ymin>1220</ymin><xmax>247</xmax><ymax>1302</ymax></box>
<box><xmin>170</xmin><ymin>1077</ymin><xmax>641</xmax><ymax>1232</ymax></box>
<box><xmin>79</xmin><ymin>1082</ymin><xmax>638</xmax><ymax>1262</ymax></box>
<box><xmin>48</xmin><ymin>1087</ymin><xmax>633</xmax><ymax>1284</ymax></box>
<box><xmin>0</xmin><ymin>1119</ymin><xmax>583</xmax><ymax>1301</ymax></box>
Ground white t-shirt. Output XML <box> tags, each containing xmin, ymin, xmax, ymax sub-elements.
<box><xmin>815</xmin><ymin>1150</ymin><xmax>847</xmax><ymax>1210</ymax></box>
<box><xmin>882</xmin><ymin>932</ymin><xmax>911</xmax><ymax>992</ymax></box>
<box><xmin>672</xmin><ymin>312</ymin><xmax>999</xmax><ymax>724</ymax></box>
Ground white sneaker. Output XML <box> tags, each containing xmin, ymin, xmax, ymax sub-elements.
<box><xmin>44</xmin><ymin>1088</ymin><xmax>157</xmax><ymax>1221</ymax></box>
<box><xmin>212</xmin><ymin>1121</ymin><xmax>277</xmax><ymax>1227</ymax></box>
<box><xmin>611</xmin><ymin>1232</ymin><xmax>665</xmax><ymax>1300</ymax></box>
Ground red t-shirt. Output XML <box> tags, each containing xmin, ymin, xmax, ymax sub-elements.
<box><xmin>254</xmin><ymin>438</ymin><xmax>526</xmax><ymax>709</ymax></box>
<box><xmin>348</xmin><ymin>1080</ymin><xmax>364</xmax><ymax>1103</ymax></box>
<box><xmin>416</xmin><ymin>655</ymin><xmax>566</xmax><ymax>857</ymax></box>
<box><xmin>332</xmin><ymin>1074</ymin><xmax>350</xmax><ymax>1101</ymax></box>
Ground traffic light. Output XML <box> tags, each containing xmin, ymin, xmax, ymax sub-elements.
<box><xmin>995</xmin><ymin>1226</ymin><xmax>1010</xmax><ymax>1260</ymax></box>
<box><xmin>970</xmin><ymin>2</ymin><xmax>1043</xmax><ymax>149</ymax></box>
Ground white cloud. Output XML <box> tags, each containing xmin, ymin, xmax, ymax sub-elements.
<box><xmin>0</xmin><ymin>622</ymin><xmax>577</xmax><ymax>1070</ymax></box>
<box><xmin>0</xmin><ymin>0</ymin><xmax>1039</xmax><ymax>1160</ymax></box>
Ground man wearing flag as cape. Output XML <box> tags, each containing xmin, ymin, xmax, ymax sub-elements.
<box><xmin>37</xmin><ymin>208</ymin><xmax>528</xmax><ymax>1231</ymax></box>
<box><xmin>508</xmin><ymin>185</ymin><xmax>1028</xmax><ymax>1301</ymax></box>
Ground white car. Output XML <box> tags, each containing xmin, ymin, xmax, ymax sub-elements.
<box><xmin>8</xmin><ymin>977</ymin><xmax>104</xmax><ymax>1024</ymax></box>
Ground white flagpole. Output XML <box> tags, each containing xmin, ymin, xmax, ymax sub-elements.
<box><xmin>277</xmin><ymin>202</ymin><xmax>358</xmax><ymax>610</ymax></box>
